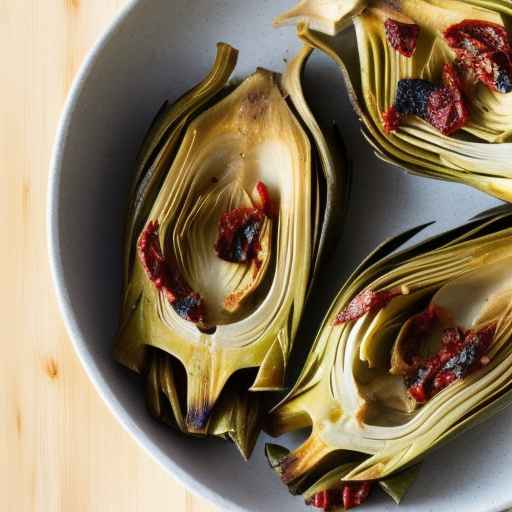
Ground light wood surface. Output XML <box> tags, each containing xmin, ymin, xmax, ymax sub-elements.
<box><xmin>1</xmin><ymin>2</ymin><xmax>217</xmax><ymax>511</ymax></box>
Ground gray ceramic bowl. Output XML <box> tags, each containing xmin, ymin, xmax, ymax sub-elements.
<box><xmin>48</xmin><ymin>1</ymin><xmax>512</xmax><ymax>511</ymax></box>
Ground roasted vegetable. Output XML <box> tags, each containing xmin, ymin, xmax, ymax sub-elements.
<box><xmin>275</xmin><ymin>0</ymin><xmax>512</xmax><ymax>202</ymax></box>
<box><xmin>115</xmin><ymin>43</ymin><xmax>346</xmax><ymax>458</ymax></box>
<box><xmin>267</xmin><ymin>207</ymin><xmax>512</xmax><ymax>508</ymax></box>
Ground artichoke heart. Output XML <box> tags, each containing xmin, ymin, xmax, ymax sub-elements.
<box><xmin>115</xmin><ymin>43</ymin><xmax>345</xmax><ymax>458</ymax></box>
<box><xmin>275</xmin><ymin>0</ymin><xmax>512</xmax><ymax>202</ymax></box>
<box><xmin>267</xmin><ymin>207</ymin><xmax>512</xmax><ymax>507</ymax></box>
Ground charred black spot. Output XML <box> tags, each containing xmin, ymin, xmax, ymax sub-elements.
<box><xmin>495</xmin><ymin>64</ymin><xmax>512</xmax><ymax>93</ymax></box>
<box><xmin>233</xmin><ymin>219</ymin><xmax>262</xmax><ymax>261</ymax></box>
<box><xmin>186</xmin><ymin>407</ymin><xmax>211</xmax><ymax>430</ymax></box>
<box><xmin>395</xmin><ymin>79</ymin><xmax>437</xmax><ymax>117</ymax></box>
<box><xmin>173</xmin><ymin>293</ymin><xmax>203</xmax><ymax>323</ymax></box>
<box><xmin>248</xmin><ymin>91</ymin><xmax>264</xmax><ymax>103</ymax></box>
<box><xmin>406</xmin><ymin>366</ymin><xmax>429</xmax><ymax>389</ymax></box>
<box><xmin>265</xmin><ymin>443</ymin><xmax>291</xmax><ymax>471</ymax></box>
<box><xmin>441</xmin><ymin>342</ymin><xmax>478</xmax><ymax>378</ymax></box>
<box><xmin>198</xmin><ymin>324</ymin><xmax>217</xmax><ymax>335</ymax></box>
<box><xmin>215</xmin><ymin>208</ymin><xmax>264</xmax><ymax>263</ymax></box>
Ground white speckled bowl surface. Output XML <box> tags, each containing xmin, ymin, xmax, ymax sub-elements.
<box><xmin>48</xmin><ymin>1</ymin><xmax>511</xmax><ymax>510</ymax></box>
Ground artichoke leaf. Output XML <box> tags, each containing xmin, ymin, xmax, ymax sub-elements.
<box><xmin>266</xmin><ymin>443</ymin><xmax>291</xmax><ymax>473</ymax></box>
<box><xmin>145</xmin><ymin>348</ymin><xmax>186</xmax><ymax>432</ymax></box>
<box><xmin>282</xmin><ymin>45</ymin><xmax>346</xmax><ymax>293</ymax></box>
<box><xmin>134</xmin><ymin>42</ymin><xmax>239</xmax><ymax>184</ymax></box>
<box><xmin>208</xmin><ymin>377</ymin><xmax>262</xmax><ymax>459</ymax></box>
<box><xmin>378</xmin><ymin>463</ymin><xmax>422</xmax><ymax>504</ymax></box>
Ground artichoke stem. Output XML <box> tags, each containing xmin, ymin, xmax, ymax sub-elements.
<box><xmin>185</xmin><ymin>372</ymin><xmax>213</xmax><ymax>434</ymax></box>
<box><xmin>280</xmin><ymin>433</ymin><xmax>332</xmax><ymax>484</ymax></box>
<box><xmin>184</xmin><ymin>345</ymin><xmax>229</xmax><ymax>434</ymax></box>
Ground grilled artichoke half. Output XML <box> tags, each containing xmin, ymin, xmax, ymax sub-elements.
<box><xmin>115</xmin><ymin>43</ymin><xmax>345</xmax><ymax>458</ymax></box>
<box><xmin>267</xmin><ymin>207</ymin><xmax>512</xmax><ymax>507</ymax></box>
<box><xmin>275</xmin><ymin>0</ymin><xmax>512</xmax><ymax>202</ymax></box>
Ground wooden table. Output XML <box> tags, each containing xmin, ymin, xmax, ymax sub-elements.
<box><xmin>1</xmin><ymin>2</ymin><xmax>216</xmax><ymax>510</ymax></box>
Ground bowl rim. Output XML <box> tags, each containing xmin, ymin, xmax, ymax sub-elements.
<box><xmin>47</xmin><ymin>3</ymin><xmax>512</xmax><ymax>512</ymax></box>
<box><xmin>47</xmin><ymin>2</ymin><xmax>244</xmax><ymax>510</ymax></box>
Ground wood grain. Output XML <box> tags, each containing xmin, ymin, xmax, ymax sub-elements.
<box><xmin>0</xmin><ymin>2</ymin><xmax>216</xmax><ymax>511</ymax></box>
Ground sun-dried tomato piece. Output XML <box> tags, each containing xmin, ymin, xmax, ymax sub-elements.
<box><xmin>382</xmin><ymin>105</ymin><xmax>403</xmax><ymax>133</ymax></box>
<box><xmin>444</xmin><ymin>20</ymin><xmax>510</xmax><ymax>54</ymax></box>
<box><xmin>256</xmin><ymin>181</ymin><xmax>273</xmax><ymax>217</ymax></box>
<box><xmin>311</xmin><ymin>488</ymin><xmax>342</xmax><ymax>510</ymax></box>
<box><xmin>312</xmin><ymin>490</ymin><xmax>326</xmax><ymax>509</ymax></box>
<box><xmin>437</xmin><ymin>327</ymin><xmax>465</xmax><ymax>360</ymax></box>
<box><xmin>215</xmin><ymin>181</ymin><xmax>273</xmax><ymax>264</ymax></box>
<box><xmin>406</xmin><ymin>326</ymin><xmax>462</xmax><ymax>402</ymax></box>
<box><xmin>384</xmin><ymin>19</ymin><xmax>420</xmax><ymax>57</ymax></box>
<box><xmin>425</xmin><ymin>87</ymin><xmax>461</xmax><ymax>135</ymax></box>
<box><xmin>432</xmin><ymin>324</ymin><xmax>495</xmax><ymax>395</ymax></box>
<box><xmin>425</xmin><ymin>65</ymin><xmax>470</xmax><ymax>135</ymax></box>
<box><xmin>138</xmin><ymin>220</ymin><xmax>168</xmax><ymax>286</ymax></box>
<box><xmin>441</xmin><ymin>62</ymin><xmax>462</xmax><ymax>91</ymax></box>
<box><xmin>138</xmin><ymin>221</ymin><xmax>205</xmax><ymax>324</ymax></box>
<box><xmin>335</xmin><ymin>289</ymin><xmax>399</xmax><ymax>325</ymax></box>
<box><xmin>444</xmin><ymin>19</ymin><xmax>512</xmax><ymax>93</ymax></box>
<box><xmin>406</xmin><ymin>322</ymin><xmax>495</xmax><ymax>403</ymax></box>
<box><xmin>343</xmin><ymin>482</ymin><xmax>373</xmax><ymax>510</ymax></box>
<box><xmin>215</xmin><ymin>207</ymin><xmax>265</xmax><ymax>263</ymax></box>
<box><xmin>408</xmin><ymin>364</ymin><xmax>437</xmax><ymax>403</ymax></box>
<box><xmin>475</xmin><ymin>50</ymin><xmax>512</xmax><ymax>94</ymax></box>
<box><xmin>309</xmin><ymin>482</ymin><xmax>373</xmax><ymax>511</ymax></box>
<box><xmin>172</xmin><ymin>293</ymin><xmax>204</xmax><ymax>324</ymax></box>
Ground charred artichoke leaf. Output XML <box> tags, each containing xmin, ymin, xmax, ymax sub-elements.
<box><xmin>276</xmin><ymin>0</ymin><xmax>512</xmax><ymax>202</ymax></box>
<box><xmin>116</xmin><ymin>42</ymin><xmax>345</xmax><ymax>449</ymax></box>
<box><xmin>267</xmin><ymin>208</ymin><xmax>512</xmax><ymax>503</ymax></box>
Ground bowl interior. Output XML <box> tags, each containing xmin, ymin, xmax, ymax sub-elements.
<box><xmin>49</xmin><ymin>1</ymin><xmax>512</xmax><ymax>511</ymax></box>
